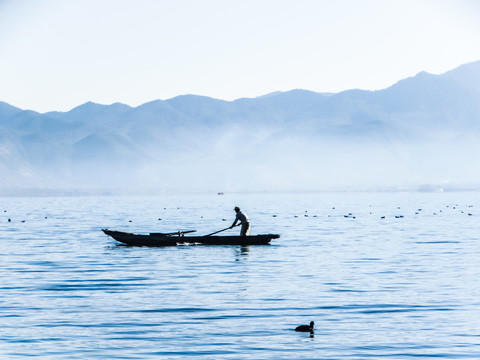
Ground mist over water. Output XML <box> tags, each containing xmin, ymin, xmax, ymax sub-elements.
<box><xmin>1</xmin><ymin>192</ymin><xmax>479</xmax><ymax>359</ymax></box>
<box><xmin>102</xmin><ymin>134</ymin><xmax>480</xmax><ymax>193</ymax></box>
<box><xmin>18</xmin><ymin>131</ymin><xmax>478</xmax><ymax>195</ymax></box>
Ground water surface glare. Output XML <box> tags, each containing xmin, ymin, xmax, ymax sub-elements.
<box><xmin>1</xmin><ymin>192</ymin><xmax>479</xmax><ymax>359</ymax></box>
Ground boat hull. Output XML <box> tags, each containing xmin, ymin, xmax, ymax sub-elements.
<box><xmin>102</xmin><ymin>229</ymin><xmax>279</xmax><ymax>247</ymax></box>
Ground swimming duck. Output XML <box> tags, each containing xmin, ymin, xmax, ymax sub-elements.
<box><xmin>295</xmin><ymin>321</ymin><xmax>314</xmax><ymax>333</ymax></box>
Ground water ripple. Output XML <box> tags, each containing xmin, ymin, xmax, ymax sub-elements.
<box><xmin>1</xmin><ymin>193</ymin><xmax>480</xmax><ymax>359</ymax></box>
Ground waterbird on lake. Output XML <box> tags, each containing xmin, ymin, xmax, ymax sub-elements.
<box><xmin>295</xmin><ymin>321</ymin><xmax>314</xmax><ymax>333</ymax></box>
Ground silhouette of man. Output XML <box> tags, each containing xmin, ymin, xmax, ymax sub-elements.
<box><xmin>230</xmin><ymin>206</ymin><xmax>250</xmax><ymax>236</ymax></box>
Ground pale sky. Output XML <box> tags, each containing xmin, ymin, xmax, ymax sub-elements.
<box><xmin>1</xmin><ymin>0</ymin><xmax>479</xmax><ymax>113</ymax></box>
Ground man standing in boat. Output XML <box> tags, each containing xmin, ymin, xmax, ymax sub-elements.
<box><xmin>230</xmin><ymin>206</ymin><xmax>250</xmax><ymax>236</ymax></box>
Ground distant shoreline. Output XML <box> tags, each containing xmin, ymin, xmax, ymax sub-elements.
<box><xmin>1</xmin><ymin>186</ymin><xmax>480</xmax><ymax>197</ymax></box>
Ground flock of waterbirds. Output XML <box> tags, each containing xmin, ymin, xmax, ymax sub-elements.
<box><xmin>285</xmin><ymin>203</ymin><xmax>475</xmax><ymax>220</ymax></box>
<box><xmin>2</xmin><ymin>203</ymin><xmax>475</xmax><ymax>223</ymax></box>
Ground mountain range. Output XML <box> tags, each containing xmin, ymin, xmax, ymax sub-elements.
<box><xmin>1</xmin><ymin>60</ymin><xmax>480</xmax><ymax>194</ymax></box>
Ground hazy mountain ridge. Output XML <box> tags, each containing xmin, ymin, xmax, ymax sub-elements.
<box><xmin>1</xmin><ymin>60</ymin><xmax>480</xmax><ymax>192</ymax></box>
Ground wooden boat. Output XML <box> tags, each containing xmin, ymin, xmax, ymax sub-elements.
<box><xmin>102</xmin><ymin>229</ymin><xmax>280</xmax><ymax>247</ymax></box>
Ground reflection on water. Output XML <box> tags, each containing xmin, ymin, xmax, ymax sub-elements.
<box><xmin>234</xmin><ymin>245</ymin><xmax>250</xmax><ymax>261</ymax></box>
<box><xmin>0</xmin><ymin>192</ymin><xmax>479</xmax><ymax>359</ymax></box>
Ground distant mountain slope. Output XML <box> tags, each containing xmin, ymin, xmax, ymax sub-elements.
<box><xmin>0</xmin><ymin>101</ymin><xmax>23</xmax><ymax>119</ymax></box>
<box><xmin>1</xmin><ymin>60</ymin><xmax>480</xmax><ymax>192</ymax></box>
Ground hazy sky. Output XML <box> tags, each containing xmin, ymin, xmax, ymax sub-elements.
<box><xmin>1</xmin><ymin>0</ymin><xmax>479</xmax><ymax>112</ymax></box>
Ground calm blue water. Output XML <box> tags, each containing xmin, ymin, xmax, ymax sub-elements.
<box><xmin>1</xmin><ymin>192</ymin><xmax>479</xmax><ymax>359</ymax></box>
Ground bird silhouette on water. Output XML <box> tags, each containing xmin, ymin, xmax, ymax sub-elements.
<box><xmin>295</xmin><ymin>321</ymin><xmax>314</xmax><ymax>334</ymax></box>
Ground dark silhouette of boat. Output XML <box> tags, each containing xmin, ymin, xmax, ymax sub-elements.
<box><xmin>102</xmin><ymin>229</ymin><xmax>279</xmax><ymax>247</ymax></box>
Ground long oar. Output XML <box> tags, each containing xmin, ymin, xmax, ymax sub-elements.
<box><xmin>150</xmin><ymin>230</ymin><xmax>196</xmax><ymax>236</ymax></box>
<box><xmin>204</xmin><ymin>223</ymin><xmax>240</xmax><ymax>237</ymax></box>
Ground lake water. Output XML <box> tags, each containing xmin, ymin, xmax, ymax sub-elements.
<box><xmin>1</xmin><ymin>192</ymin><xmax>479</xmax><ymax>359</ymax></box>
